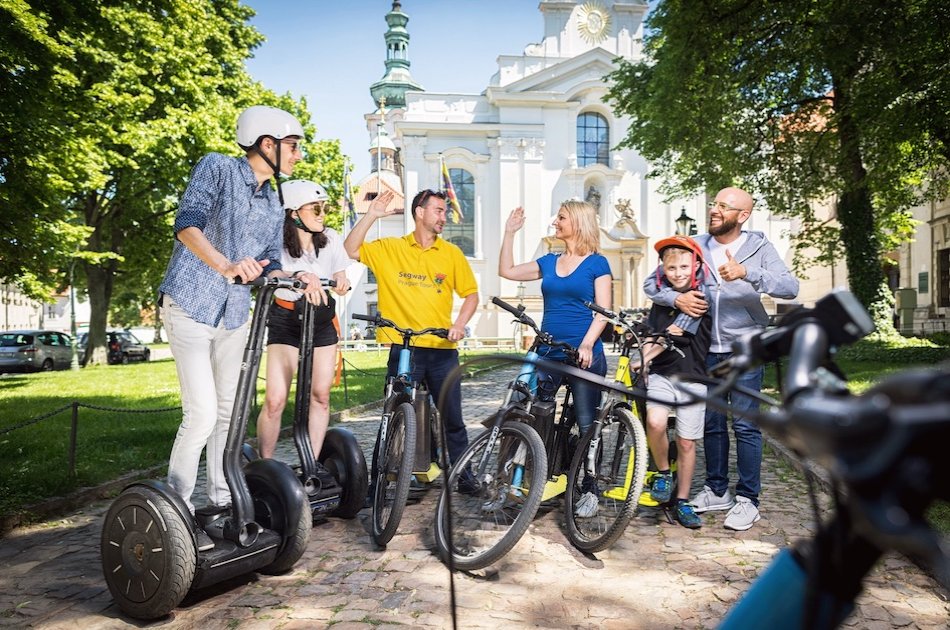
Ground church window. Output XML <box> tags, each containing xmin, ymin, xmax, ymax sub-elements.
<box><xmin>577</xmin><ymin>112</ymin><xmax>609</xmax><ymax>167</ymax></box>
<box><xmin>443</xmin><ymin>167</ymin><xmax>475</xmax><ymax>256</ymax></box>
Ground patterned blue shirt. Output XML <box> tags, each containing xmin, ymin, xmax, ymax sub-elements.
<box><xmin>158</xmin><ymin>153</ymin><xmax>283</xmax><ymax>329</ymax></box>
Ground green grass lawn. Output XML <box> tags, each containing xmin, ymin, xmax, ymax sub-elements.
<box><xmin>0</xmin><ymin>347</ymin><xmax>519</xmax><ymax>519</ymax></box>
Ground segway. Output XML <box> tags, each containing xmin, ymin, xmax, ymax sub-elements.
<box><xmin>244</xmin><ymin>281</ymin><xmax>368</xmax><ymax>521</ymax></box>
<box><xmin>100</xmin><ymin>276</ymin><xmax>311</xmax><ymax>620</ymax></box>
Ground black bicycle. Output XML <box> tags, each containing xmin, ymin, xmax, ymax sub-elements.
<box><xmin>352</xmin><ymin>312</ymin><xmax>449</xmax><ymax>547</ymax></box>
<box><xmin>682</xmin><ymin>289</ymin><xmax>949</xmax><ymax>628</ymax></box>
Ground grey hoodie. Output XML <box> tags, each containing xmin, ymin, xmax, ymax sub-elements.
<box><xmin>644</xmin><ymin>231</ymin><xmax>799</xmax><ymax>353</ymax></box>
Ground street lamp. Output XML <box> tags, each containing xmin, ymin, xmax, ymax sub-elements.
<box><xmin>69</xmin><ymin>260</ymin><xmax>79</xmax><ymax>370</ymax></box>
<box><xmin>675</xmin><ymin>207</ymin><xmax>694</xmax><ymax>236</ymax></box>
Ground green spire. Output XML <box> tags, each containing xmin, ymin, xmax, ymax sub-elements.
<box><xmin>369</xmin><ymin>1</ymin><xmax>424</xmax><ymax>109</ymax></box>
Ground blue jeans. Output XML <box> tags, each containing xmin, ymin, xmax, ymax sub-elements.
<box><xmin>387</xmin><ymin>346</ymin><xmax>468</xmax><ymax>466</ymax></box>
<box><xmin>704</xmin><ymin>352</ymin><xmax>763</xmax><ymax>506</ymax></box>
<box><xmin>536</xmin><ymin>351</ymin><xmax>607</xmax><ymax>433</ymax></box>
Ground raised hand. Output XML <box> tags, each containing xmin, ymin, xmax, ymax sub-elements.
<box><xmin>505</xmin><ymin>207</ymin><xmax>526</xmax><ymax>234</ymax></box>
<box><xmin>367</xmin><ymin>190</ymin><xmax>397</xmax><ymax>219</ymax></box>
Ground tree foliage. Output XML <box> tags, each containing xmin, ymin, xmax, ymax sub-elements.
<box><xmin>607</xmin><ymin>0</ymin><xmax>950</xmax><ymax>322</ymax></box>
<box><xmin>0</xmin><ymin>1</ymin><xmax>347</xmax><ymax>363</ymax></box>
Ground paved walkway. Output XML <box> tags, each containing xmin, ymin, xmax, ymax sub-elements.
<box><xmin>1</xmin><ymin>362</ymin><xmax>947</xmax><ymax>628</ymax></box>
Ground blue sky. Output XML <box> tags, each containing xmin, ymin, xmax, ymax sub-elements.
<box><xmin>244</xmin><ymin>1</ymin><xmax>544</xmax><ymax>175</ymax></box>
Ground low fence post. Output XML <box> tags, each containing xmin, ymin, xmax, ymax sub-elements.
<box><xmin>69</xmin><ymin>401</ymin><xmax>79</xmax><ymax>479</ymax></box>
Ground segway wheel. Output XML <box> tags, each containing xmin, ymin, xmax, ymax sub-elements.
<box><xmin>254</xmin><ymin>486</ymin><xmax>311</xmax><ymax>575</ymax></box>
<box><xmin>100</xmin><ymin>486</ymin><xmax>196</xmax><ymax>620</ymax></box>
<box><xmin>321</xmin><ymin>427</ymin><xmax>369</xmax><ymax>519</ymax></box>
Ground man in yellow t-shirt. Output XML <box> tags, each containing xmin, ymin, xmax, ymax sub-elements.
<box><xmin>344</xmin><ymin>189</ymin><xmax>479</xmax><ymax>476</ymax></box>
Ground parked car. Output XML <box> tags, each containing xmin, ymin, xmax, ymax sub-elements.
<box><xmin>0</xmin><ymin>330</ymin><xmax>74</xmax><ymax>373</ymax></box>
<box><xmin>77</xmin><ymin>330</ymin><xmax>151</xmax><ymax>365</ymax></box>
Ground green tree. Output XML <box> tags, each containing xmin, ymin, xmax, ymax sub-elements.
<box><xmin>607</xmin><ymin>0</ymin><xmax>949</xmax><ymax>328</ymax></box>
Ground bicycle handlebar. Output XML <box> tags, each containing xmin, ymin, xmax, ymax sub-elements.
<box><xmin>351</xmin><ymin>312</ymin><xmax>449</xmax><ymax>339</ymax></box>
<box><xmin>709</xmin><ymin>289</ymin><xmax>950</xmax><ymax>588</ymax></box>
<box><xmin>492</xmin><ymin>296</ymin><xmax>578</xmax><ymax>359</ymax></box>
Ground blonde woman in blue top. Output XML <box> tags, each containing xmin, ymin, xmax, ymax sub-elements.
<box><xmin>499</xmin><ymin>201</ymin><xmax>612</xmax><ymax>516</ymax></box>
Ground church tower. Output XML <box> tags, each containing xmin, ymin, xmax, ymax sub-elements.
<box><xmin>369</xmin><ymin>1</ymin><xmax>424</xmax><ymax>109</ymax></box>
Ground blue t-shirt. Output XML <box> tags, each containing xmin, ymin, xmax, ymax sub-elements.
<box><xmin>537</xmin><ymin>252</ymin><xmax>612</xmax><ymax>360</ymax></box>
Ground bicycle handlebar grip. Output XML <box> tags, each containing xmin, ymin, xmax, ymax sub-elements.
<box><xmin>584</xmin><ymin>300</ymin><xmax>615</xmax><ymax>319</ymax></box>
<box><xmin>352</xmin><ymin>313</ymin><xmax>376</xmax><ymax>322</ymax></box>
<box><xmin>492</xmin><ymin>296</ymin><xmax>523</xmax><ymax>317</ymax></box>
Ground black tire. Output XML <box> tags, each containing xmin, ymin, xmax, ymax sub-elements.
<box><xmin>144</xmin><ymin>349</ymin><xmax>151</xmax><ymax>362</ymax></box>
<box><xmin>121</xmin><ymin>353</ymin><xmax>130</xmax><ymax>365</ymax></box>
<box><xmin>40</xmin><ymin>358</ymin><xmax>54</xmax><ymax>371</ymax></box>
<box><xmin>434</xmin><ymin>419</ymin><xmax>547</xmax><ymax>571</ymax></box>
<box><xmin>256</xmin><ymin>489</ymin><xmax>311</xmax><ymax>575</ymax></box>
<box><xmin>320</xmin><ymin>427</ymin><xmax>369</xmax><ymax>519</ymax></box>
<box><xmin>565</xmin><ymin>406</ymin><xmax>647</xmax><ymax>553</ymax></box>
<box><xmin>371</xmin><ymin>402</ymin><xmax>417</xmax><ymax>546</ymax></box>
<box><xmin>100</xmin><ymin>486</ymin><xmax>196</xmax><ymax>620</ymax></box>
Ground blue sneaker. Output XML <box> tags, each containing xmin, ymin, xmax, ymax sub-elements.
<box><xmin>650</xmin><ymin>471</ymin><xmax>673</xmax><ymax>503</ymax></box>
<box><xmin>673</xmin><ymin>501</ymin><xmax>702</xmax><ymax>529</ymax></box>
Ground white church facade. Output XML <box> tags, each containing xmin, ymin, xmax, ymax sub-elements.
<box><xmin>345</xmin><ymin>0</ymin><xmax>796</xmax><ymax>341</ymax></box>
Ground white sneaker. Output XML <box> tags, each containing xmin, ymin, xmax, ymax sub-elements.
<box><xmin>690</xmin><ymin>485</ymin><xmax>735</xmax><ymax>513</ymax></box>
<box><xmin>574</xmin><ymin>492</ymin><xmax>599</xmax><ymax>518</ymax></box>
<box><xmin>723</xmin><ymin>496</ymin><xmax>761</xmax><ymax>531</ymax></box>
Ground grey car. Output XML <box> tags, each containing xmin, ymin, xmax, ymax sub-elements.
<box><xmin>0</xmin><ymin>330</ymin><xmax>74</xmax><ymax>373</ymax></box>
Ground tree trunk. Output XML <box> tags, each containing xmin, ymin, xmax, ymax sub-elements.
<box><xmin>833</xmin><ymin>78</ymin><xmax>896</xmax><ymax>333</ymax></box>
<box><xmin>83</xmin><ymin>262</ymin><xmax>115</xmax><ymax>366</ymax></box>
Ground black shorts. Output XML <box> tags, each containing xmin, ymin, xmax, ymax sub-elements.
<box><xmin>266</xmin><ymin>301</ymin><xmax>338</xmax><ymax>349</ymax></box>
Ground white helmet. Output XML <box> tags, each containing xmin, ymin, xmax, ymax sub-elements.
<box><xmin>236</xmin><ymin>105</ymin><xmax>305</xmax><ymax>149</ymax></box>
<box><xmin>281</xmin><ymin>180</ymin><xmax>329</xmax><ymax>210</ymax></box>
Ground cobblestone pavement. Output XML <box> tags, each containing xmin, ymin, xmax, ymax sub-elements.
<box><xmin>1</xmin><ymin>360</ymin><xmax>947</xmax><ymax>629</ymax></box>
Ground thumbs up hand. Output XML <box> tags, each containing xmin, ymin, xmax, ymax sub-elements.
<box><xmin>718</xmin><ymin>249</ymin><xmax>747</xmax><ymax>281</ymax></box>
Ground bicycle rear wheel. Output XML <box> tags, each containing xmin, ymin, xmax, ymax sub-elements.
<box><xmin>565</xmin><ymin>406</ymin><xmax>647</xmax><ymax>553</ymax></box>
<box><xmin>434</xmin><ymin>419</ymin><xmax>547</xmax><ymax>571</ymax></box>
<box><xmin>371</xmin><ymin>402</ymin><xmax>417</xmax><ymax>547</ymax></box>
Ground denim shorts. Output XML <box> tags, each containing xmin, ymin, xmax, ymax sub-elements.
<box><xmin>266</xmin><ymin>303</ymin><xmax>338</xmax><ymax>348</ymax></box>
<box><xmin>645</xmin><ymin>374</ymin><xmax>707</xmax><ymax>440</ymax></box>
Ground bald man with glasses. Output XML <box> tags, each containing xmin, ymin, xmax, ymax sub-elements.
<box><xmin>644</xmin><ymin>186</ymin><xmax>799</xmax><ymax>531</ymax></box>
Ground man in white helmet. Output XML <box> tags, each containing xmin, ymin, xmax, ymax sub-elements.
<box><xmin>158</xmin><ymin>105</ymin><xmax>323</xmax><ymax>550</ymax></box>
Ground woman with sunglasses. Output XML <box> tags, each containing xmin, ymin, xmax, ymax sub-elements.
<box><xmin>256</xmin><ymin>179</ymin><xmax>352</xmax><ymax>468</ymax></box>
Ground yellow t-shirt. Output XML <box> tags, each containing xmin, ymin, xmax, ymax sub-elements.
<box><xmin>360</xmin><ymin>233</ymin><xmax>478</xmax><ymax>349</ymax></box>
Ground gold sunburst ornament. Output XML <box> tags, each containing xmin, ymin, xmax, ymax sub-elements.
<box><xmin>577</xmin><ymin>1</ymin><xmax>611</xmax><ymax>45</ymax></box>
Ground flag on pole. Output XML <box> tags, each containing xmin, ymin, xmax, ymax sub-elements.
<box><xmin>440</xmin><ymin>157</ymin><xmax>463</xmax><ymax>224</ymax></box>
<box><xmin>343</xmin><ymin>164</ymin><xmax>357</xmax><ymax>229</ymax></box>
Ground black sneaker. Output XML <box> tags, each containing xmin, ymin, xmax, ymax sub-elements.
<box><xmin>457</xmin><ymin>472</ymin><xmax>479</xmax><ymax>495</ymax></box>
<box><xmin>193</xmin><ymin>521</ymin><xmax>214</xmax><ymax>552</ymax></box>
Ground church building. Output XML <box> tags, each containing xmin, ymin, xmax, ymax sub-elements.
<box><xmin>347</xmin><ymin>1</ymin><xmax>794</xmax><ymax>341</ymax></box>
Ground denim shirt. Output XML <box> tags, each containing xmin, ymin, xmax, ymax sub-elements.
<box><xmin>158</xmin><ymin>153</ymin><xmax>283</xmax><ymax>329</ymax></box>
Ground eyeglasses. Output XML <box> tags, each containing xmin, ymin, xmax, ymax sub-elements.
<box><xmin>706</xmin><ymin>201</ymin><xmax>743</xmax><ymax>213</ymax></box>
<box><xmin>280</xmin><ymin>139</ymin><xmax>304</xmax><ymax>154</ymax></box>
<box><xmin>298</xmin><ymin>202</ymin><xmax>327</xmax><ymax>214</ymax></box>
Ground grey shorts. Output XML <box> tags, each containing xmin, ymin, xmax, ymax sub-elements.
<box><xmin>645</xmin><ymin>374</ymin><xmax>707</xmax><ymax>440</ymax></box>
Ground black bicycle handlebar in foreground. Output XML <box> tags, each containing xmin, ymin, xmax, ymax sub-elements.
<box><xmin>351</xmin><ymin>312</ymin><xmax>449</xmax><ymax>341</ymax></box>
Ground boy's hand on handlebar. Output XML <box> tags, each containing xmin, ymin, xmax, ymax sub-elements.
<box><xmin>673</xmin><ymin>290</ymin><xmax>707</xmax><ymax>318</ymax></box>
<box><xmin>227</xmin><ymin>257</ymin><xmax>269</xmax><ymax>283</ymax></box>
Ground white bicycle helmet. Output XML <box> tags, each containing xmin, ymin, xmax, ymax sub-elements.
<box><xmin>281</xmin><ymin>180</ymin><xmax>329</xmax><ymax>210</ymax></box>
<box><xmin>236</xmin><ymin>105</ymin><xmax>305</xmax><ymax>149</ymax></box>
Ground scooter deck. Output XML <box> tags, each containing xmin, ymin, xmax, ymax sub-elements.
<box><xmin>191</xmin><ymin>529</ymin><xmax>282</xmax><ymax>590</ymax></box>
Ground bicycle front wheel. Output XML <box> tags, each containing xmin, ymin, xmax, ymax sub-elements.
<box><xmin>371</xmin><ymin>402</ymin><xmax>417</xmax><ymax>547</ymax></box>
<box><xmin>434</xmin><ymin>419</ymin><xmax>547</xmax><ymax>571</ymax></box>
<box><xmin>565</xmin><ymin>406</ymin><xmax>647</xmax><ymax>553</ymax></box>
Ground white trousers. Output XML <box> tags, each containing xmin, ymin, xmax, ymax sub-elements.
<box><xmin>161</xmin><ymin>296</ymin><xmax>248</xmax><ymax>514</ymax></box>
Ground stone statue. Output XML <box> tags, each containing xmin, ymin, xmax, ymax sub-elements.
<box><xmin>615</xmin><ymin>198</ymin><xmax>635</xmax><ymax>221</ymax></box>
<box><xmin>585</xmin><ymin>185</ymin><xmax>602</xmax><ymax>211</ymax></box>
